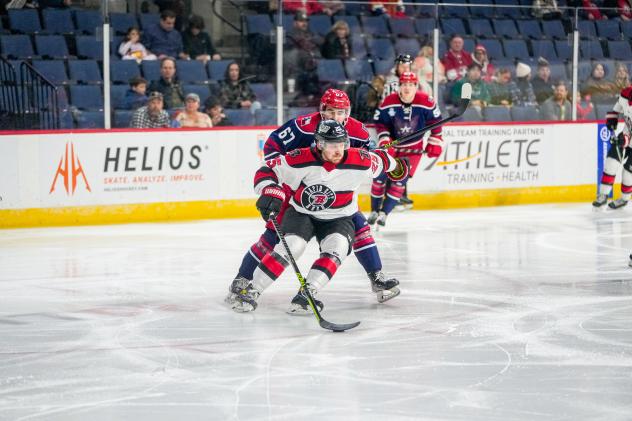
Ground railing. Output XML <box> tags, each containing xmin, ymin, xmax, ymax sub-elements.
<box><xmin>19</xmin><ymin>62</ymin><xmax>61</xmax><ymax>130</ymax></box>
<box><xmin>0</xmin><ymin>58</ymin><xmax>21</xmax><ymax>130</ymax></box>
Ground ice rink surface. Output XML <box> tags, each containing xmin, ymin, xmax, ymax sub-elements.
<box><xmin>1</xmin><ymin>203</ymin><xmax>632</xmax><ymax>421</ymax></box>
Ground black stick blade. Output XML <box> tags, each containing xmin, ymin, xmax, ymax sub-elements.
<box><xmin>320</xmin><ymin>319</ymin><xmax>361</xmax><ymax>332</ymax></box>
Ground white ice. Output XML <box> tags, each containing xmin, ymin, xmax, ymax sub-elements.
<box><xmin>1</xmin><ymin>204</ymin><xmax>632</xmax><ymax>420</ymax></box>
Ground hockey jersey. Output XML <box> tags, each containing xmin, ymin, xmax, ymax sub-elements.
<box><xmin>374</xmin><ymin>91</ymin><xmax>443</xmax><ymax>151</ymax></box>
<box><xmin>613</xmin><ymin>86</ymin><xmax>632</xmax><ymax>137</ymax></box>
<box><xmin>254</xmin><ymin>147</ymin><xmax>397</xmax><ymax>220</ymax></box>
<box><xmin>263</xmin><ymin>112</ymin><xmax>371</xmax><ymax>160</ymax></box>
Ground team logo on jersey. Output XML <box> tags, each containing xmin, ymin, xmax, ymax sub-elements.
<box><xmin>287</xmin><ymin>149</ymin><xmax>301</xmax><ymax>157</ymax></box>
<box><xmin>301</xmin><ymin>184</ymin><xmax>336</xmax><ymax>211</ymax></box>
<box><xmin>388</xmin><ymin>108</ymin><xmax>396</xmax><ymax>117</ymax></box>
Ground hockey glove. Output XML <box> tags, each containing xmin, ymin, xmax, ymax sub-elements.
<box><xmin>606</xmin><ymin>111</ymin><xmax>619</xmax><ymax>132</ymax></box>
<box><xmin>387</xmin><ymin>158</ymin><xmax>409</xmax><ymax>182</ymax></box>
<box><xmin>424</xmin><ymin>136</ymin><xmax>443</xmax><ymax>158</ymax></box>
<box><xmin>256</xmin><ymin>185</ymin><xmax>286</xmax><ymax>221</ymax></box>
<box><xmin>616</xmin><ymin>132</ymin><xmax>630</xmax><ymax>149</ymax></box>
<box><xmin>377</xmin><ymin>136</ymin><xmax>396</xmax><ymax>156</ymax></box>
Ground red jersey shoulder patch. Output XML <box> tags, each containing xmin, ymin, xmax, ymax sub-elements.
<box><xmin>295</xmin><ymin>112</ymin><xmax>321</xmax><ymax>133</ymax></box>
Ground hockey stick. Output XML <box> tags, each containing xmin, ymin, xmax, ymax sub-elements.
<box><xmin>379</xmin><ymin>82</ymin><xmax>472</xmax><ymax>150</ymax></box>
<box><xmin>268</xmin><ymin>213</ymin><xmax>361</xmax><ymax>332</ymax></box>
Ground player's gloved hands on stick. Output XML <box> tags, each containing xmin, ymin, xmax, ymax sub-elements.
<box><xmin>616</xmin><ymin>132</ymin><xmax>630</xmax><ymax>149</ymax></box>
<box><xmin>256</xmin><ymin>185</ymin><xmax>285</xmax><ymax>221</ymax></box>
<box><xmin>377</xmin><ymin>136</ymin><xmax>395</xmax><ymax>156</ymax></box>
<box><xmin>387</xmin><ymin>157</ymin><xmax>409</xmax><ymax>182</ymax></box>
<box><xmin>606</xmin><ymin>112</ymin><xmax>619</xmax><ymax>132</ymax></box>
<box><xmin>424</xmin><ymin>136</ymin><xmax>442</xmax><ymax>158</ymax></box>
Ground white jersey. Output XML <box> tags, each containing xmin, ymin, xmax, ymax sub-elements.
<box><xmin>254</xmin><ymin>147</ymin><xmax>397</xmax><ymax>220</ymax></box>
<box><xmin>613</xmin><ymin>87</ymin><xmax>632</xmax><ymax>137</ymax></box>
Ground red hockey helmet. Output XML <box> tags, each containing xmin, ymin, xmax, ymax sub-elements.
<box><xmin>319</xmin><ymin>88</ymin><xmax>351</xmax><ymax>125</ymax></box>
<box><xmin>399</xmin><ymin>71</ymin><xmax>418</xmax><ymax>85</ymax></box>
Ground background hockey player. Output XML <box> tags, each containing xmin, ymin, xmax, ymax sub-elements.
<box><xmin>232</xmin><ymin>120</ymin><xmax>409</xmax><ymax>313</ymax></box>
<box><xmin>368</xmin><ymin>71</ymin><xmax>443</xmax><ymax>227</ymax></box>
<box><xmin>593</xmin><ymin>86</ymin><xmax>632</xmax><ymax>209</ymax></box>
<box><xmin>226</xmin><ymin>89</ymin><xmax>400</xmax><ymax>312</ymax></box>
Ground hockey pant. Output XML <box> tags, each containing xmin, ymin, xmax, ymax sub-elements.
<box><xmin>371</xmin><ymin>154</ymin><xmax>420</xmax><ymax>215</ymax></box>
<box><xmin>237</xmin><ymin>210</ymin><xmax>383</xmax><ymax>280</ymax></box>
<box><xmin>252</xmin><ymin>207</ymin><xmax>354</xmax><ymax>293</ymax></box>
<box><xmin>599</xmin><ymin>144</ymin><xmax>632</xmax><ymax>199</ymax></box>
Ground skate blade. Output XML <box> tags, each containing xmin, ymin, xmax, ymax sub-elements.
<box><xmin>286</xmin><ymin>304</ymin><xmax>312</xmax><ymax>315</ymax></box>
<box><xmin>376</xmin><ymin>287</ymin><xmax>401</xmax><ymax>303</ymax></box>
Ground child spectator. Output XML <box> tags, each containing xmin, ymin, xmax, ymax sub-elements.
<box><xmin>576</xmin><ymin>91</ymin><xmax>595</xmax><ymax>120</ymax></box>
<box><xmin>471</xmin><ymin>45</ymin><xmax>495</xmax><ymax>83</ymax></box>
<box><xmin>204</xmin><ymin>96</ymin><xmax>232</xmax><ymax>126</ymax></box>
<box><xmin>183</xmin><ymin>15</ymin><xmax>221</xmax><ymax>65</ymax></box>
<box><xmin>121</xmin><ymin>76</ymin><xmax>149</xmax><ymax>110</ymax></box>
<box><xmin>118</xmin><ymin>27</ymin><xmax>157</xmax><ymax>63</ymax></box>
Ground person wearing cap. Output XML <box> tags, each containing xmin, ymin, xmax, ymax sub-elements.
<box><xmin>441</xmin><ymin>35</ymin><xmax>473</xmax><ymax>83</ymax></box>
<box><xmin>175</xmin><ymin>93</ymin><xmax>213</xmax><ymax>128</ymax></box>
<box><xmin>532</xmin><ymin>58</ymin><xmax>555</xmax><ymax>104</ymax></box>
<box><xmin>148</xmin><ymin>57</ymin><xmax>186</xmax><ymax>109</ymax></box>
<box><xmin>285</xmin><ymin>10</ymin><xmax>322</xmax><ymax>79</ymax></box>
<box><xmin>514</xmin><ymin>62</ymin><xmax>538</xmax><ymax>107</ymax></box>
<box><xmin>451</xmin><ymin>63</ymin><xmax>491</xmax><ymax>109</ymax></box>
<box><xmin>121</xmin><ymin>76</ymin><xmax>149</xmax><ymax>110</ymax></box>
<box><xmin>472</xmin><ymin>44</ymin><xmax>494</xmax><ymax>83</ymax></box>
<box><xmin>130</xmin><ymin>91</ymin><xmax>171</xmax><ymax>128</ymax></box>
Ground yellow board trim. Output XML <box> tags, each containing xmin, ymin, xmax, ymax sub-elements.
<box><xmin>0</xmin><ymin>184</ymin><xmax>602</xmax><ymax>229</ymax></box>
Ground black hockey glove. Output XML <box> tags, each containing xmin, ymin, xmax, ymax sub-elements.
<box><xmin>256</xmin><ymin>185</ymin><xmax>286</xmax><ymax>221</ymax></box>
<box><xmin>606</xmin><ymin>111</ymin><xmax>619</xmax><ymax>132</ymax></box>
<box><xmin>615</xmin><ymin>132</ymin><xmax>630</xmax><ymax>149</ymax></box>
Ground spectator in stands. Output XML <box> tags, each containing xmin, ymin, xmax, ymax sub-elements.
<box><xmin>413</xmin><ymin>45</ymin><xmax>445</xmax><ymax>95</ymax></box>
<box><xmin>442</xmin><ymin>35</ymin><xmax>473</xmax><ymax>83</ymax></box>
<box><xmin>130</xmin><ymin>91</ymin><xmax>171</xmax><ymax>128</ymax></box>
<box><xmin>152</xmin><ymin>0</ymin><xmax>187</xmax><ymax>31</ymax></box>
<box><xmin>514</xmin><ymin>62</ymin><xmax>538</xmax><ymax>107</ymax></box>
<box><xmin>320</xmin><ymin>0</ymin><xmax>346</xmax><ymax>16</ymax></box>
<box><xmin>451</xmin><ymin>63</ymin><xmax>490</xmax><ymax>110</ymax></box>
<box><xmin>142</xmin><ymin>10</ymin><xmax>188</xmax><ymax>60</ymax></box>
<box><xmin>148</xmin><ymin>57</ymin><xmax>185</xmax><ymax>109</ymax></box>
<box><xmin>576</xmin><ymin>91</ymin><xmax>595</xmax><ymax>120</ymax></box>
<box><xmin>204</xmin><ymin>96</ymin><xmax>232</xmax><ymax>126</ymax></box>
<box><xmin>321</xmin><ymin>20</ymin><xmax>351</xmax><ymax>60</ymax></box>
<box><xmin>183</xmin><ymin>15</ymin><xmax>221</xmax><ymax>65</ymax></box>
<box><xmin>174</xmin><ymin>93</ymin><xmax>213</xmax><ymax>128</ymax></box>
<box><xmin>601</xmin><ymin>0</ymin><xmax>621</xmax><ymax>18</ymax></box>
<box><xmin>540</xmin><ymin>81</ymin><xmax>571</xmax><ymax>120</ymax></box>
<box><xmin>471</xmin><ymin>45</ymin><xmax>494</xmax><ymax>83</ymax></box>
<box><xmin>119</xmin><ymin>27</ymin><xmax>157</xmax><ymax>63</ymax></box>
<box><xmin>618</xmin><ymin>0</ymin><xmax>632</xmax><ymax>20</ymax></box>
<box><xmin>613</xmin><ymin>63</ymin><xmax>631</xmax><ymax>91</ymax></box>
<box><xmin>580</xmin><ymin>0</ymin><xmax>605</xmax><ymax>20</ymax></box>
<box><xmin>532</xmin><ymin>58</ymin><xmax>555</xmax><ymax>104</ymax></box>
<box><xmin>489</xmin><ymin>68</ymin><xmax>520</xmax><ymax>106</ymax></box>
<box><xmin>285</xmin><ymin>11</ymin><xmax>322</xmax><ymax>79</ymax></box>
<box><xmin>532</xmin><ymin>0</ymin><xmax>562</xmax><ymax>19</ymax></box>
<box><xmin>581</xmin><ymin>63</ymin><xmax>617</xmax><ymax>104</ymax></box>
<box><xmin>219</xmin><ymin>61</ymin><xmax>262</xmax><ymax>113</ymax></box>
<box><xmin>370</xmin><ymin>0</ymin><xmax>406</xmax><ymax>17</ymax></box>
<box><xmin>122</xmin><ymin>76</ymin><xmax>149</xmax><ymax>110</ymax></box>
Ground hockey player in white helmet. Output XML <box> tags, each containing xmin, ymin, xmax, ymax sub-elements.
<box><xmin>593</xmin><ymin>86</ymin><xmax>632</xmax><ymax>209</ymax></box>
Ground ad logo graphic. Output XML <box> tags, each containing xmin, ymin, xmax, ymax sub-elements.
<box><xmin>50</xmin><ymin>142</ymin><xmax>91</xmax><ymax>195</ymax></box>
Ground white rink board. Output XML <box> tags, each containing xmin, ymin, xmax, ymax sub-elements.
<box><xmin>0</xmin><ymin>123</ymin><xmax>597</xmax><ymax>211</ymax></box>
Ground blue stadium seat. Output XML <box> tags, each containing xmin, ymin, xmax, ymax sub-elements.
<box><xmin>8</xmin><ymin>9</ymin><xmax>41</xmax><ymax>33</ymax></box>
<box><xmin>580</xmin><ymin>40</ymin><xmax>604</xmax><ymax>59</ymax></box>
<box><xmin>139</xmin><ymin>13</ymin><xmax>160</xmax><ymax>30</ymax></box>
<box><xmin>110</xmin><ymin>84</ymin><xmax>128</xmax><ymax>108</ymax></box>
<box><xmin>182</xmin><ymin>84</ymin><xmax>211</xmax><ymax>104</ymax></box>
<box><xmin>517</xmin><ymin>20</ymin><xmax>543</xmax><ymax>40</ymax></box>
<box><xmin>608</xmin><ymin>41</ymin><xmax>632</xmax><ymax>61</ymax></box>
<box><xmin>549</xmin><ymin>62</ymin><xmax>568</xmax><ymax>81</ymax></box>
<box><xmin>469</xmin><ymin>0</ymin><xmax>496</xmax><ymax>17</ymax></box>
<box><xmin>32</xmin><ymin>60</ymin><xmax>68</xmax><ymax>85</ymax></box>
<box><xmin>255</xmin><ymin>108</ymin><xmax>278</xmax><ymax>125</ymax></box>
<box><xmin>245</xmin><ymin>14</ymin><xmax>273</xmax><ymax>35</ymax></box>
<box><xmin>224</xmin><ymin>109</ymin><xmax>254</xmax><ymax>126</ymax></box>
<box><xmin>308</xmin><ymin>15</ymin><xmax>332</xmax><ymax>37</ymax></box>
<box><xmin>460</xmin><ymin>106</ymin><xmax>483</xmax><ymax>122</ymax></box>
<box><xmin>317</xmin><ymin>59</ymin><xmax>346</xmax><ymax>82</ymax></box>
<box><xmin>75</xmin><ymin>111</ymin><xmax>104</xmax><ymax>128</ymax></box>
<box><xmin>395</xmin><ymin>38</ymin><xmax>421</xmax><ymax>57</ymax></box>
<box><xmin>250</xmin><ymin>83</ymin><xmax>276</xmax><ymax>107</ymax></box>
<box><xmin>390</xmin><ymin>18</ymin><xmax>416</xmax><ymax>38</ymax></box>
<box><xmin>493</xmin><ymin>19</ymin><xmax>519</xmax><ymax>39</ymax></box>
<box><xmin>595</xmin><ymin>20</ymin><xmax>621</xmax><ymax>41</ymax></box>
<box><xmin>110</xmin><ymin>13</ymin><xmax>138</xmax><ymax>35</ymax></box>
<box><xmin>42</xmin><ymin>8</ymin><xmax>74</xmax><ymax>34</ymax></box>
<box><xmin>439</xmin><ymin>0</ymin><xmax>470</xmax><ymax>18</ymax></box>
<box><xmin>70</xmin><ymin>85</ymin><xmax>103</xmax><ymax>110</ymax></box>
<box><xmin>73</xmin><ymin>9</ymin><xmax>103</xmax><ymax>35</ymax></box>
<box><xmin>207</xmin><ymin>60</ymin><xmax>232</xmax><ymax>81</ymax></box>
<box><xmin>110</xmin><ymin>60</ymin><xmax>140</xmax><ymax>84</ymax></box>
<box><xmin>440</xmin><ymin>18</ymin><xmax>466</xmax><ymax>37</ymax></box>
<box><xmin>373</xmin><ymin>59</ymin><xmax>393</xmax><ymax>76</ymax></box>
<box><xmin>333</xmin><ymin>15</ymin><xmax>360</xmax><ymax>32</ymax></box>
<box><xmin>76</xmin><ymin>36</ymin><xmax>103</xmax><ymax>60</ymax></box>
<box><xmin>35</xmin><ymin>35</ymin><xmax>70</xmax><ymax>59</ymax></box>
<box><xmin>478</xmin><ymin>39</ymin><xmax>504</xmax><ymax>60</ymax></box>
<box><xmin>511</xmin><ymin>106</ymin><xmax>540</xmax><ymax>121</ymax></box>
<box><xmin>414</xmin><ymin>0</ymin><xmax>436</xmax><ymax>18</ymax></box>
<box><xmin>286</xmin><ymin>106</ymin><xmax>316</xmax><ymax>120</ymax></box>
<box><xmin>274</xmin><ymin>13</ymin><xmax>293</xmax><ymax>34</ymax></box>
<box><xmin>345</xmin><ymin>59</ymin><xmax>374</xmax><ymax>81</ymax></box>
<box><xmin>554</xmin><ymin>40</ymin><xmax>573</xmax><ymax>61</ymax></box>
<box><xmin>368</xmin><ymin>38</ymin><xmax>395</xmax><ymax>61</ymax></box>
<box><xmin>542</xmin><ymin>20</ymin><xmax>567</xmax><ymax>40</ymax></box>
<box><xmin>576</xmin><ymin>61</ymin><xmax>593</xmax><ymax>81</ymax></box>
<box><xmin>595</xmin><ymin>103</ymin><xmax>613</xmax><ymax>120</ymax></box>
<box><xmin>577</xmin><ymin>20</ymin><xmax>597</xmax><ymax>40</ymax></box>
<box><xmin>600</xmin><ymin>59</ymin><xmax>616</xmax><ymax>78</ymax></box>
<box><xmin>483</xmin><ymin>106</ymin><xmax>511</xmax><ymax>122</ymax></box>
<box><xmin>469</xmin><ymin>19</ymin><xmax>494</xmax><ymax>39</ymax></box>
<box><xmin>68</xmin><ymin>60</ymin><xmax>102</xmax><ymax>84</ymax></box>
<box><xmin>350</xmin><ymin>36</ymin><xmax>368</xmax><ymax>59</ymax></box>
<box><xmin>360</xmin><ymin>16</ymin><xmax>390</xmax><ymax>37</ymax></box>
<box><xmin>175</xmin><ymin>60</ymin><xmax>208</xmax><ymax>84</ymax></box>
<box><xmin>495</xmin><ymin>0</ymin><xmax>525</xmax><ymax>18</ymax></box>
<box><xmin>622</xmin><ymin>21</ymin><xmax>632</xmax><ymax>39</ymax></box>
<box><xmin>415</xmin><ymin>18</ymin><xmax>434</xmax><ymax>38</ymax></box>
<box><xmin>531</xmin><ymin>39</ymin><xmax>557</xmax><ymax>61</ymax></box>
<box><xmin>0</xmin><ymin>35</ymin><xmax>36</xmax><ymax>59</ymax></box>
<box><xmin>141</xmin><ymin>60</ymin><xmax>161</xmax><ymax>81</ymax></box>
<box><xmin>113</xmin><ymin>109</ymin><xmax>134</xmax><ymax>127</ymax></box>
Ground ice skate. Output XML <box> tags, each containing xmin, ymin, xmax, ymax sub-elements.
<box><xmin>376</xmin><ymin>211</ymin><xmax>387</xmax><ymax>228</ymax></box>
<box><xmin>231</xmin><ymin>283</ymin><xmax>261</xmax><ymax>313</ymax></box>
<box><xmin>224</xmin><ymin>276</ymin><xmax>249</xmax><ymax>305</ymax></box>
<box><xmin>592</xmin><ymin>194</ymin><xmax>608</xmax><ymax>208</ymax></box>
<box><xmin>368</xmin><ymin>271</ymin><xmax>400</xmax><ymax>303</ymax></box>
<box><xmin>400</xmin><ymin>195</ymin><xmax>414</xmax><ymax>210</ymax></box>
<box><xmin>608</xmin><ymin>198</ymin><xmax>628</xmax><ymax>209</ymax></box>
<box><xmin>367</xmin><ymin>211</ymin><xmax>379</xmax><ymax>225</ymax></box>
<box><xmin>287</xmin><ymin>286</ymin><xmax>323</xmax><ymax>315</ymax></box>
